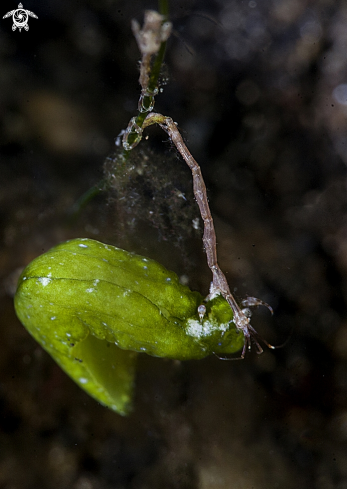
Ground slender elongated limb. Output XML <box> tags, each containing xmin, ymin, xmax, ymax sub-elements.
<box><xmin>132</xmin><ymin>112</ymin><xmax>275</xmax><ymax>357</ymax></box>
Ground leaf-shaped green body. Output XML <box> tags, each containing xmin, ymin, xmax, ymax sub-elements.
<box><xmin>14</xmin><ymin>238</ymin><xmax>243</xmax><ymax>415</ymax></box>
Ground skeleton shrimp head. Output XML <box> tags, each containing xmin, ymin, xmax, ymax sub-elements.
<box><xmin>228</xmin><ymin>296</ymin><xmax>275</xmax><ymax>360</ymax></box>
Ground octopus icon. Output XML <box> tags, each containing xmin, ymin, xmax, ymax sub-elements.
<box><xmin>3</xmin><ymin>3</ymin><xmax>38</xmax><ymax>32</ymax></box>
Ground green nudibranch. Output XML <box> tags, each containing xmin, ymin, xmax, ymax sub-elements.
<box><xmin>14</xmin><ymin>238</ymin><xmax>243</xmax><ymax>415</ymax></box>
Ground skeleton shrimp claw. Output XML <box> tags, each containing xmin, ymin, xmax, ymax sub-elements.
<box><xmin>241</xmin><ymin>296</ymin><xmax>274</xmax><ymax>315</ymax></box>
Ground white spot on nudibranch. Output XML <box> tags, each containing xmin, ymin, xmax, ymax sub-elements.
<box><xmin>86</xmin><ymin>288</ymin><xmax>94</xmax><ymax>293</ymax></box>
<box><xmin>78</xmin><ymin>244</ymin><xmax>88</xmax><ymax>248</ymax></box>
<box><xmin>38</xmin><ymin>277</ymin><xmax>51</xmax><ymax>286</ymax></box>
<box><xmin>186</xmin><ymin>319</ymin><xmax>205</xmax><ymax>338</ymax></box>
<box><xmin>50</xmin><ymin>316</ymin><xmax>56</xmax><ymax>320</ymax></box>
<box><xmin>186</xmin><ymin>318</ymin><xmax>229</xmax><ymax>339</ymax></box>
<box><xmin>79</xmin><ymin>378</ymin><xmax>88</xmax><ymax>384</ymax></box>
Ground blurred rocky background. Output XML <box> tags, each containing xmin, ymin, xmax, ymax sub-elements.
<box><xmin>1</xmin><ymin>0</ymin><xmax>347</xmax><ymax>487</ymax></box>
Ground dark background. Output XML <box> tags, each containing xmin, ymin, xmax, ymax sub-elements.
<box><xmin>1</xmin><ymin>0</ymin><xmax>347</xmax><ymax>487</ymax></box>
